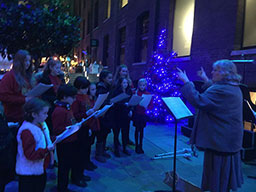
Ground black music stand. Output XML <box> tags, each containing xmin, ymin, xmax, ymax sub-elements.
<box><xmin>160</xmin><ymin>97</ymin><xmax>193</xmax><ymax>192</ymax></box>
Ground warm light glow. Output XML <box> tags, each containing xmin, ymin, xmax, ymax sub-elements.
<box><xmin>107</xmin><ymin>0</ymin><xmax>111</xmax><ymax>18</ymax></box>
<box><xmin>173</xmin><ymin>0</ymin><xmax>195</xmax><ymax>57</ymax></box>
<box><xmin>121</xmin><ymin>0</ymin><xmax>128</xmax><ymax>8</ymax></box>
<box><xmin>183</xmin><ymin>6</ymin><xmax>194</xmax><ymax>49</ymax></box>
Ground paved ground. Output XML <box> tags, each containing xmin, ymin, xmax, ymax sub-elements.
<box><xmin>5</xmin><ymin>122</ymin><xmax>256</xmax><ymax>192</ymax></box>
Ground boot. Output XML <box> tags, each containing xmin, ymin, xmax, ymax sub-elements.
<box><xmin>102</xmin><ymin>142</ymin><xmax>111</xmax><ymax>159</ymax></box>
<box><xmin>135</xmin><ymin>145</ymin><xmax>140</xmax><ymax>154</ymax></box>
<box><xmin>138</xmin><ymin>144</ymin><xmax>144</xmax><ymax>154</ymax></box>
<box><xmin>114</xmin><ymin>146</ymin><xmax>120</xmax><ymax>157</ymax></box>
<box><xmin>95</xmin><ymin>143</ymin><xmax>106</xmax><ymax>163</ymax></box>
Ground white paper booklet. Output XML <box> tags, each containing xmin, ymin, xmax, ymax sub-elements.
<box><xmin>139</xmin><ymin>94</ymin><xmax>152</xmax><ymax>108</ymax></box>
<box><xmin>162</xmin><ymin>97</ymin><xmax>193</xmax><ymax>120</ymax></box>
<box><xmin>110</xmin><ymin>93</ymin><xmax>130</xmax><ymax>104</ymax></box>
<box><xmin>93</xmin><ymin>93</ymin><xmax>109</xmax><ymax>110</ymax></box>
<box><xmin>94</xmin><ymin>104</ymin><xmax>113</xmax><ymax>118</ymax></box>
<box><xmin>26</xmin><ymin>83</ymin><xmax>53</xmax><ymax>97</ymax></box>
<box><xmin>53</xmin><ymin>124</ymin><xmax>80</xmax><ymax>145</ymax></box>
<box><xmin>53</xmin><ymin>112</ymin><xmax>96</xmax><ymax>144</ymax></box>
<box><xmin>128</xmin><ymin>95</ymin><xmax>143</xmax><ymax>106</ymax></box>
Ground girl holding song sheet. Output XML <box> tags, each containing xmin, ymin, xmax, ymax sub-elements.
<box><xmin>112</xmin><ymin>77</ymin><xmax>133</xmax><ymax>157</ymax></box>
<box><xmin>0</xmin><ymin>50</ymin><xmax>35</xmax><ymax>123</ymax></box>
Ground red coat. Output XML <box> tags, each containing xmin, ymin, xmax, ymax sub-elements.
<box><xmin>72</xmin><ymin>94</ymin><xmax>100</xmax><ymax>131</ymax></box>
<box><xmin>0</xmin><ymin>70</ymin><xmax>26</xmax><ymax>122</ymax></box>
<box><xmin>52</xmin><ymin>104</ymin><xmax>77</xmax><ymax>143</ymax></box>
<box><xmin>134</xmin><ymin>90</ymin><xmax>153</xmax><ymax>115</ymax></box>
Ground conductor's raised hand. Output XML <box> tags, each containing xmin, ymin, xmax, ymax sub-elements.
<box><xmin>197</xmin><ymin>67</ymin><xmax>209</xmax><ymax>82</ymax></box>
<box><xmin>177</xmin><ymin>68</ymin><xmax>189</xmax><ymax>83</ymax></box>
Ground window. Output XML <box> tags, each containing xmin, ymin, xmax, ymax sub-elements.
<box><xmin>103</xmin><ymin>35</ymin><xmax>109</xmax><ymax>66</ymax></box>
<box><xmin>135</xmin><ymin>11</ymin><xmax>149</xmax><ymax>62</ymax></box>
<box><xmin>82</xmin><ymin>19</ymin><xmax>85</xmax><ymax>39</ymax></box>
<box><xmin>172</xmin><ymin>0</ymin><xmax>195</xmax><ymax>57</ymax></box>
<box><xmin>87</xmin><ymin>11</ymin><xmax>91</xmax><ymax>34</ymax></box>
<box><xmin>120</xmin><ymin>0</ymin><xmax>128</xmax><ymax>8</ymax></box>
<box><xmin>119</xmin><ymin>27</ymin><xmax>126</xmax><ymax>65</ymax></box>
<box><xmin>104</xmin><ymin>0</ymin><xmax>111</xmax><ymax>19</ymax></box>
<box><xmin>94</xmin><ymin>1</ymin><xmax>99</xmax><ymax>28</ymax></box>
<box><xmin>243</xmin><ymin>0</ymin><xmax>256</xmax><ymax>48</ymax></box>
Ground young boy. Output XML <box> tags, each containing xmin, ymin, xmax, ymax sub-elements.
<box><xmin>72</xmin><ymin>76</ymin><xmax>97</xmax><ymax>173</ymax></box>
<box><xmin>51</xmin><ymin>84</ymin><xmax>87</xmax><ymax>191</ymax></box>
<box><xmin>133</xmin><ymin>78</ymin><xmax>152</xmax><ymax>154</ymax></box>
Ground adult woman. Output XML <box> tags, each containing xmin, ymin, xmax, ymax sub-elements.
<box><xmin>177</xmin><ymin>60</ymin><xmax>243</xmax><ymax>192</ymax></box>
<box><xmin>0</xmin><ymin>50</ymin><xmax>35</xmax><ymax>123</ymax></box>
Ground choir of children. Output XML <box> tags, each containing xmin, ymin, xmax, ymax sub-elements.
<box><xmin>0</xmin><ymin>50</ymin><xmax>153</xmax><ymax>191</ymax></box>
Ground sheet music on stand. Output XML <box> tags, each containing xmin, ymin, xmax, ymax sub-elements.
<box><xmin>162</xmin><ymin>97</ymin><xmax>193</xmax><ymax>120</ymax></box>
<box><xmin>158</xmin><ymin>97</ymin><xmax>194</xmax><ymax>192</ymax></box>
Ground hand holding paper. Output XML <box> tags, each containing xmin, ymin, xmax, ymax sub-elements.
<box><xmin>93</xmin><ymin>93</ymin><xmax>109</xmax><ymax>110</ymax></box>
<box><xmin>128</xmin><ymin>95</ymin><xmax>143</xmax><ymax>106</ymax></box>
<box><xmin>26</xmin><ymin>83</ymin><xmax>53</xmax><ymax>97</ymax></box>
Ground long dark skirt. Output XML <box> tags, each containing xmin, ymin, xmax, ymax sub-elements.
<box><xmin>201</xmin><ymin>150</ymin><xmax>243</xmax><ymax>192</ymax></box>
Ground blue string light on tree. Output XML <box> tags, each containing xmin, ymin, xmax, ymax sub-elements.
<box><xmin>145</xmin><ymin>28</ymin><xmax>181</xmax><ymax>122</ymax></box>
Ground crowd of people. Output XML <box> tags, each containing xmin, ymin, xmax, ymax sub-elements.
<box><xmin>0</xmin><ymin>49</ymin><xmax>245</xmax><ymax>192</ymax></box>
<box><xmin>0</xmin><ymin>50</ymin><xmax>151</xmax><ymax>192</ymax></box>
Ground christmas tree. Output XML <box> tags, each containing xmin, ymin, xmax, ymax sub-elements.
<box><xmin>145</xmin><ymin>28</ymin><xmax>181</xmax><ymax>122</ymax></box>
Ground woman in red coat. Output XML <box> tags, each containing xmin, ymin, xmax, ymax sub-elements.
<box><xmin>0</xmin><ymin>50</ymin><xmax>35</xmax><ymax>123</ymax></box>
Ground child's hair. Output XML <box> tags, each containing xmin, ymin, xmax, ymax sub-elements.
<box><xmin>73</xmin><ymin>76</ymin><xmax>90</xmax><ymax>89</ymax></box>
<box><xmin>43</xmin><ymin>58</ymin><xmax>62</xmax><ymax>75</ymax></box>
<box><xmin>138</xmin><ymin>78</ymin><xmax>147</xmax><ymax>85</ymax></box>
<box><xmin>99</xmin><ymin>70</ymin><xmax>112</xmax><ymax>82</ymax></box>
<box><xmin>87</xmin><ymin>83</ymin><xmax>96</xmax><ymax>96</ymax></box>
<box><xmin>24</xmin><ymin>98</ymin><xmax>50</xmax><ymax>122</ymax></box>
<box><xmin>57</xmin><ymin>84</ymin><xmax>77</xmax><ymax>100</ymax></box>
<box><xmin>118</xmin><ymin>77</ymin><xmax>130</xmax><ymax>90</ymax></box>
<box><xmin>12</xmin><ymin>49</ymin><xmax>33</xmax><ymax>89</ymax></box>
<box><xmin>113</xmin><ymin>64</ymin><xmax>132</xmax><ymax>86</ymax></box>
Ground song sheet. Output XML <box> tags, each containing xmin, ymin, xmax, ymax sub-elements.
<box><xmin>53</xmin><ymin>112</ymin><xmax>96</xmax><ymax>144</ymax></box>
<box><xmin>139</xmin><ymin>94</ymin><xmax>152</xmax><ymax>108</ymax></box>
<box><xmin>93</xmin><ymin>93</ymin><xmax>109</xmax><ymax>110</ymax></box>
<box><xmin>162</xmin><ymin>97</ymin><xmax>193</xmax><ymax>120</ymax></box>
<box><xmin>53</xmin><ymin>124</ymin><xmax>80</xmax><ymax>145</ymax></box>
<box><xmin>110</xmin><ymin>93</ymin><xmax>130</xmax><ymax>104</ymax></box>
<box><xmin>26</xmin><ymin>83</ymin><xmax>53</xmax><ymax>97</ymax></box>
<box><xmin>128</xmin><ymin>95</ymin><xmax>143</xmax><ymax>106</ymax></box>
<box><xmin>94</xmin><ymin>104</ymin><xmax>113</xmax><ymax>118</ymax></box>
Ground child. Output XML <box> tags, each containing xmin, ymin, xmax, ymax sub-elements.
<box><xmin>112</xmin><ymin>77</ymin><xmax>133</xmax><ymax>157</ymax></box>
<box><xmin>39</xmin><ymin>58</ymin><xmax>65</xmax><ymax>133</ymax></box>
<box><xmin>0</xmin><ymin>50</ymin><xmax>35</xmax><ymax>123</ymax></box>
<box><xmin>95</xmin><ymin>70</ymin><xmax>113</xmax><ymax>162</ymax></box>
<box><xmin>133</xmin><ymin>78</ymin><xmax>151</xmax><ymax>154</ymax></box>
<box><xmin>16</xmin><ymin>98</ymin><xmax>54</xmax><ymax>192</ymax></box>
<box><xmin>51</xmin><ymin>84</ymin><xmax>86</xmax><ymax>191</ymax></box>
<box><xmin>86</xmin><ymin>83</ymin><xmax>100</xmax><ymax>169</ymax></box>
<box><xmin>72</xmin><ymin>77</ymin><xmax>97</xmax><ymax>174</ymax></box>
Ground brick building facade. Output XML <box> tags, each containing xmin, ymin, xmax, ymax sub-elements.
<box><xmin>73</xmin><ymin>0</ymin><xmax>256</xmax><ymax>88</ymax></box>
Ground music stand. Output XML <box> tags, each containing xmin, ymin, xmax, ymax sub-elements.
<box><xmin>160</xmin><ymin>97</ymin><xmax>193</xmax><ymax>192</ymax></box>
